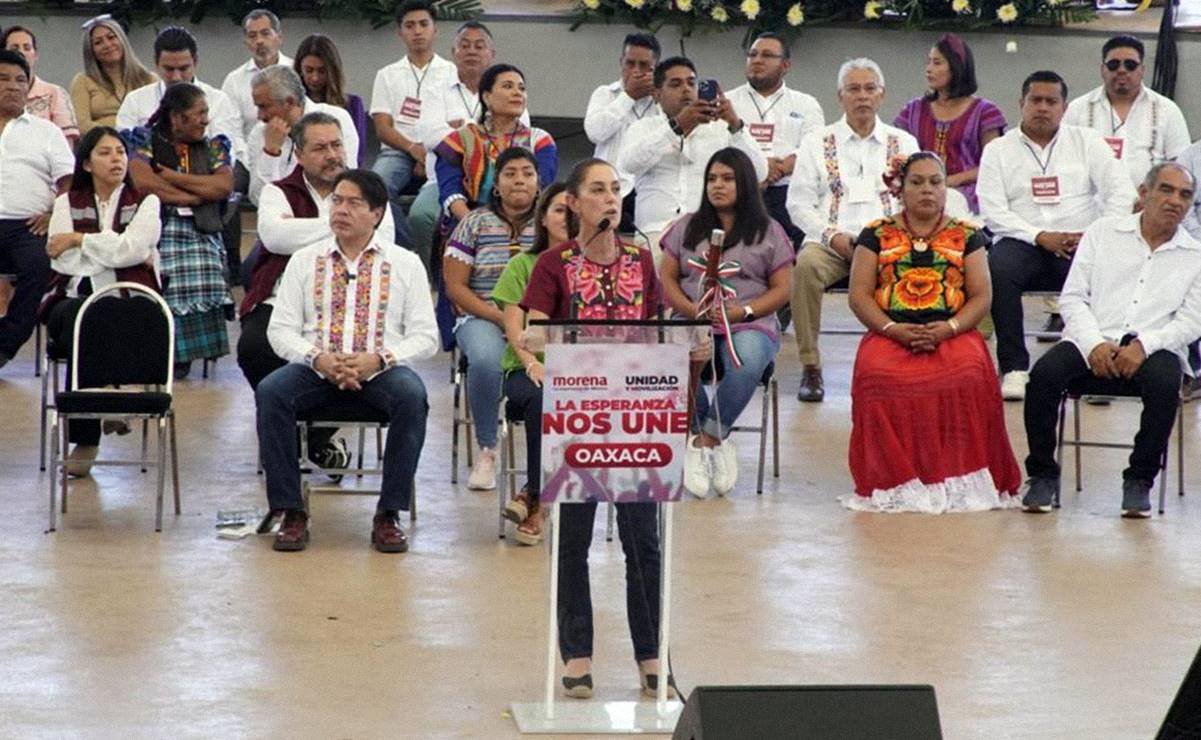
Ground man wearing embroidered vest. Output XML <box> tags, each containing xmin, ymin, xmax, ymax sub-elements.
<box><xmin>978</xmin><ymin>71</ymin><xmax>1135</xmax><ymax>402</ymax></box>
<box><xmin>370</xmin><ymin>0</ymin><xmax>455</xmax><ymax>250</ymax></box>
<box><xmin>618</xmin><ymin>56</ymin><xmax>767</xmax><ymax>262</ymax></box>
<box><xmin>0</xmin><ymin>49</ymin><xmax>74</xmax><ymax>370</ymax></box>
<box><xmin>1020</xmin><ymin>163</ymin><xmax>1201</xmax><ymax>518</ymax></box>
<box><xmin>257</xmin><ymin>169</ymin><xmax>436</xmax><ymax>553</ymax></box>
<box><xmin>584</xmin><ymin>32</ymin><xmax>661</xmax><ymax>233</ymax></box>
<box><xmin>786</xmin><ymin>58</ymin><xmax>917</xmax><ymax>402</ymax></box>
<box><xmin>728</xmin><ymin>32</ymin><xmax>824</xmax><ymax>250</ymax></box>
<box><xmin>245</xmin><ymin>65</ymin><xmax>358</xmax><ymax>206</ymax></box>
<box><xmin>220</xmin><ymin>10</ymin><xmax>293</xmax><ymax>139</ymax></box>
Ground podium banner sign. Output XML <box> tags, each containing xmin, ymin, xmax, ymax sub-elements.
<box><xmin>541</xmin><ymin>341</ymin><xmax>690</xmax><ymax>503</ymax></box>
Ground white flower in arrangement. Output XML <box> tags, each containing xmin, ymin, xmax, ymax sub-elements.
<box><xmin>952</xmin><ymin>0</ymin><xmax>971</xmax><ymax>13</ymax></box>
<box><xmin>787</xmin><ymin>3</ymin><xmax>805</xmax><ymax>25</ymax></box>
<box><xmin>864</xmin><ymin>1</ymin><xmax>884</xmax><ymax>20</ymax></box>
<box><xmin>677</xmin><ymin>0</ymin><xmax>693</xmax><ymax>10</ymax></box>
<box><xmin>740</xmin><ymin>0</ymin><xmax>761</xmax><ymax>19</ymax></box>
<box><xmin>997</xmin><ymin>3</ymin><xmax>1019</xmax><ymax>22</ymax></box>
<box><xmin>711</xmin><ymin>5</ymin><xmax>729</xmax><ymax>22</ymax></box>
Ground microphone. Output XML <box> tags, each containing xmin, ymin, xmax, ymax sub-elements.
<box><xmin>583</xmin><ymin>216</ymin><xmax>614</xmax><ymax>247</ymax></box>
<box><xmin>345</xmin><ymin>272</ymin><xmax>356</xmax><ymax>282</ymax></box>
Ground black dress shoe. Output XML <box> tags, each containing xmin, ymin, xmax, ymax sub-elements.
<box><xmin>797</xmin><ymin>367</ymin><xmax>824</xmax><ymax>402</ymax></box>
<box><xmin>562</xmin><ymin>673</ymin><xmax>593</xmax><ymax>699</ymax></box>
<box><xmin>1037</xmin><ymin>313</ymin><xmax>1064</xmax><ymax>343</ymax></box>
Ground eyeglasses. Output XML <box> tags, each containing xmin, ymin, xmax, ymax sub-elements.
<box><xmin>1105</xmin><ymin>58</ymin><xmax>1140</xmax><ymax>72</ymax></box>
<box><xmin>81</xmin><ymin>14</ymin><xmax>113</xmax><ymax>31</ymax></box>
<box><xmin>746</xmin><ymin>51</ymin><xmax>785</xmax><ymax>60</ymax></box>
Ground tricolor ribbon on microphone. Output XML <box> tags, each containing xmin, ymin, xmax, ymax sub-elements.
<box><xmin>688</xmin><ymin>229</ymin><xmax>743</xmax><ymax>369</ymax></box>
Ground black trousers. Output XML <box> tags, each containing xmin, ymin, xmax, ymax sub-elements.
<box><xmin>763</xmin><ymin>184</ymin><xmax>805</xmax><ymax>250</ymax></box>
<box><xmin>558</xmin><ymin>501</ymin><xmax>661</xmax><ymax>663</ymax></box>
<box><xmin>46</xmin><ymin>297</ymin><xmax>99</xmax><ymax>446</ymax></box>
<box><xmin>988</xmin><ymin>237</ymin><xmax>1073</xmax><ymax>374</ymax></box>
<box><xmin>1024</xmin><ymin>342</ymin><xmax>1182</xmax><ymax>483</ymax></box>
<box><xmin>0</xmin><ymin>219</ymin><xmax>49</xmax><ymax>359</ymax></box>
<box><xmin>237</xmin><ymin>303</ymin><xmax>333</xmax><ymax>450</ymax></box>
<box><xmin>504</xmin><ymin>369</ymin><xmax>543</xmax><ymax>497</ymax></box>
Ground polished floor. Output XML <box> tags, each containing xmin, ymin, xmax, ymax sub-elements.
<box><xmin>2</xmin><ymin>297</ymin><xmax>1199</xmax><ymax>739</ymax></box>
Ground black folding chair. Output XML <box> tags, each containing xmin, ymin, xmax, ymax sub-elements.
<box><xmin>48</xmin><ymin>282</ymin><xmax>179</xmax><ymax>532</ymax></box>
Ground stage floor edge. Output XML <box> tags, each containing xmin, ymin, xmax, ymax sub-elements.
<box><xmin>510</xmin><ymin>700</ymin><xmax>683</xmax><ymax>734</ymax></box>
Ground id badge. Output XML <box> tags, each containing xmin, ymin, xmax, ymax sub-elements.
<box><xmin>749</xmin><ymin>122</ymin><xmax>775</xmax><ymax>154</ymax></box>
<box><xmin>1104</xmin><ymin>136</ymin><xmax>1125</xmax><ymax>160</ymax></box>
<box><xmin>399</xmin><ymin>96</ymin><xmax>422</xmax><ymax>125</ymax></box>
<box><xmin>1031</xmin><ymin>175</ymin><xmax>1061</xmax><ymax>204</ymax></box>
<box><xmin>846</xmin><ymin>176</ymin><xmax>875</xmax><ymax>204</ymax></box>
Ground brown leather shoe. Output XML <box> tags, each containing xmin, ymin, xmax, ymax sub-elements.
<box><xmin>273</xmin><ymin>509</ymin><xmax>309</xmax><ymax>551</ymax></box>
<box><xmin>372</xmin><ymin>511</ymin><xmax>409</xmax><ymax>553</ymax></box>
<box><xmin>797</xmin><ymin>366</ymin><xmax>824</xmax><ymax>402</ymax></box>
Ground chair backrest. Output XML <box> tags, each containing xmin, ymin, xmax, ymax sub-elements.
<box><xmin>71</xmin><ymin>282</ymin><xmax>175</xmax><ymax>392</ymax></box>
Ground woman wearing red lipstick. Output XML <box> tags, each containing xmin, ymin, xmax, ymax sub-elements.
<box><xmin>893</xmin><ymin>33</ymin><xmax>1005</xmax><ymax>213</ymax></box>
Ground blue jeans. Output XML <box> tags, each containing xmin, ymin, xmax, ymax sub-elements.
<box><xmin>371</xmin><ymin>148</ymin><xmax>416</xmax><ymax>251</ymax></box>
<box><xmin>694</xmin><ymin>330</ymin><xmax>777</xmax><ymax>440</ymax></box>
<box><xmin>256</xmin><ymin>363</ymin><xmax>428</xmax><ymax>512</ymax></box>
<box><xmin>408</xmin><ymin>180</ymin><xmax>441</xmax><ymax>275</ymax></box>
<box><xmin>455</xmin><ymin>317</ymin><xmax>505</xmax><ymax>449</ymax></box>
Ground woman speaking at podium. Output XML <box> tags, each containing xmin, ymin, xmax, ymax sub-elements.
<box><xmin>519</xmin><ymin>158</ymin><xmax>675</xmax><ymax>700</ymax></box>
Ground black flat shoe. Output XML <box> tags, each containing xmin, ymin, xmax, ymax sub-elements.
<box><xmin>640</xmin><ymin>672</ymin><xmax>678</xmax><ymax>699</ymax></box>
<box><xmin>562</xmin><ymin>673</ymin><xmax>593</xmax><ymax>699</ymax></box>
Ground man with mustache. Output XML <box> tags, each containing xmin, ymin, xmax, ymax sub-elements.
<box><xmin>1020</xmin><ymin>162</ymin><xmax>1201</xmax><ymax>519</ymax></box>
<box><xmin>977</xmin><ymin>70</ymin><xmax>1134</xmax><ymax>402</ymax></box>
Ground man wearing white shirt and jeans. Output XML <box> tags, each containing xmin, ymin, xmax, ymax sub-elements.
<box><xmin>727</xmin><ymin>32</ymin><xmax>824</xmax><ymax>249</ymax></box>
<box><xmin>257</xmin><ymin>169</ymin><xmax>436</xmax><ymax>553</ymax></box>
<box><xmin>1021</xmin><ymin>163</ymin><xmax>1201</xmax><ymax>518</ymax></box>
<box><xmin>978</xmin><ymin>71</ymin><xmax>1135</xmax><ymax>401</ymax></box>
<box><xmin>220</xmin><ymin>10</ymin><xmax>293</xmax><ymax>139</ymax></box>
<box><xmin>618</xmin><ymin>56</ymin><xmax>768</xmax><ymax>260</ymax></box>
<box><xmin>0</xmin><ymin>49</ymin><xmax>74</xmax><ymax>369</ymax></box>
<box><xmin>370</xmin><ymin>0</ymin><xmax>455</xmax><ymax>250</ymax></box>
<box><xmin>244</xmin><ymin>65</ymin><xmax>358</xmax><ymax>206</ymax></box>
<box><xmin>584</xmin><ymin>32</ymin><xmax>661</xmax><ymax>232</ymax></box>
<box><xmin>786</xmin><ymin>58</ymin><xmax>917</xmax><ymax>402</ymax></box>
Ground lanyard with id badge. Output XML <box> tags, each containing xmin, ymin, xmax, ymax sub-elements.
<box><xmin>1024</xmin><ymin>138</ymin><xmax>1060</xmax><ymax>205</ymax></box>
<box><xmin>748</xmin><ymin>90</ymin><xmax>784</xmax><ymax>156</ymax></box>
<box><xmin>398</xmin><ymin>62</ymin><xmax>431</xmax><ymax>126</ymax></box>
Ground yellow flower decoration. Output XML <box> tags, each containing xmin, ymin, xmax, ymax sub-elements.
<box><xmin>740</xmin><ymin>0</ymin><xmax>761</xmax><ymax>19</ymax></box>
<box><xmin>624</xmin><ymin>0</ymin><xmax>645</xmax><ymax>8</ymax></box>
<box><xmin>997</xmin><ymin>3</ymin><xmax>1018</xmax><ymax>22</ymax></box>
<box><xmin>864</xmin><ymin>1</ymin><xmax>884</xmax><ymax>20</ymax></box>
<box><xmin>711</xmin><ymin>5</ymin><xmax>729</xmax><ymax>22</ymax></box>
<box><xmin>787</xmin><ymin>3</ymin><xmax>805</xmax><ymax>25</ymax></box>
<box><xmin>582</xmin><ymin>0</ymin><xmax>600</xmax><ymax>7</ymax></box>
<box><xmin>677</xmin><ymin>0</ymin><xmax>693</xmax><ymax>10</ymax></box>
<box><xmin>951</xmin><ymin>0</ymin><xmax>971</xmax><ymax>13</ymax></box>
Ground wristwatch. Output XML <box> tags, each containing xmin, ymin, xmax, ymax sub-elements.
<box><xmin>742</xmin><ymin>304</ymin><xmax>755</xmax><ymax>322</ymax></box>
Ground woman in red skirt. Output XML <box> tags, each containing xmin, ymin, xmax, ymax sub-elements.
<box><xmin>846</xmin><ymin>151</ymin><xmax>1021</xmax><ymax>513</ymax></box>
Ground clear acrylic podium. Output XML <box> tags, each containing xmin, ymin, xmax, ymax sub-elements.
<box><xmin>509</xmin><ymin>319</ymin><xmax>707</xmax><ymax>735</ymax></box>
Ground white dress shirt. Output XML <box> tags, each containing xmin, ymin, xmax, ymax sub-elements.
<box><xmin>977</xmin><ymin>124</ymin><xmax>1136</xmax><ymax>245</ymax></box>
<box><xmin>1064</xmin><ymin>85</ymin><xmax>1191</xmax><ymax>186</ymax></box>
<box><xmin>1174</xmin><ymin>140</ymin><xmax>1201</xmax><ymax>241</ymax></box>
<box><xmin>246</xmin><ymin>98</ymin><xmax>359</xmax><ymax>205</ymax></box>
<box><xmin>369</xmin><ymin>54</ymin><xmax>457</xmax><ymax>152</ymax></box>
<box><xmin>785</xmin><ymin>116</ymin><xmax>919</xmax><ymax>248</ymax></box>
<box><xmin>414</xmin><ymin>77</ymin><xmax>530</xmax><ymax>185</ymax></box>
<box><xmin>48</xmin><ymin>187</ymin><xmax>162</xmax><ymax>295</ymax></box>
<box><xmin>618</xmin><ymin>114</ymin><xmax>769</xmax><ymax>234</ymax></box>
<box><xmin>220</xmin><ymin>54</ymin><xmax>295</xmax><ymax>138</ymax></box>
<box><xmin>268</xmin><ymin>234</ymin><xmax>438</xmax><ymax>374</ymax></box>
<box><xmin>115</xmin><ymin>79</ymin><xmax>246</xmax><ymax>163</ymax></box>
<box><xmin>726</xmin><ymin>81</ymin><xmax>825</xmax><ymax>187</ymax></box>
<box><xmin>1060</xmin><ymin>213</ymin><xmax>1201</xmax><ymax>372</ymax></box>
<box><xmin>0</xmin><ymin>113</ymin><xmax>74</xmax><ymax>220</ymax></box>
<box><xmin>584</xmin><ymin>80</ymin><xmax>660</xmax><ymax>196</ymax></box>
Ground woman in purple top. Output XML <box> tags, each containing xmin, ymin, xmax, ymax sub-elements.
<box><xmin>659</xmin><ymin>148</ymin><xmax>794</xmax><ymax>499</ymax></box>
<box><xmin>294</xmin><ymin>34</ymin><xmax>367</xmax><ymax>167</ymax></box>
<box><xmin>893</xmin><ymin>33</ymin><xmax>1006</xmax><ymax>213</ymax></box>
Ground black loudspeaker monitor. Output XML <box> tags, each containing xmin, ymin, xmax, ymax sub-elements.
<box><xmin>1157</xmin><ymin>644</ymin><xmax>1201</xmax><ymax>739</ymax></box>
<box><xmin>671</xmin><ymin>684</ymin><xmax>943</xmax><ymax>740</ymax></box>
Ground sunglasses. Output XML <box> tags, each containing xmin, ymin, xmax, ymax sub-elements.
<box><xmin>1105</xmin><ymin>59</ymin><xmax>1140</xmax><ymax>72</ymax></box>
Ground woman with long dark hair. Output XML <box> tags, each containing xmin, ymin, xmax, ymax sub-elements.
<box><xmin>659</xmin><ymin>147</ymin><xmax>794</xmax><ymax>499</ymax></box>
<box><xmin>491</xmin><ymin>180</ymin><xmax>570</xmax><ymax>544</ymax></box>
<box><xmin>44</xmin><ymin>126</ymin><xmax>162</xmax><ymax>474</ymax></box>
<box><xmin>124</xmin><ymin>82</ymin><xmax>234</xmax><ymax>378</ymax></box>
<box><xmin>443</xmin><ymin>146</ymin><xmax>540</xmax><ymax>490</ymax></box>
<box><xmin>293</xmin><ymin>34</ymin><xmax>367</xmax><ymax>166</ymax></box>
<box><xmin>893</xmin><ymin>33</ymin><xmax>1006</xmax><ymax>213</ymax></box>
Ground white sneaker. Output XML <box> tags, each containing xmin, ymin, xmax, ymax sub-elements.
<box><xmin>683</xmin><ymin>437</ymin><xmax>712</xmax><ymax>499</ymax></box>
<box><xmin>1000</xmin><ymin>371</ymin><xmax>1029</xmax><ymax>401</ymax></box>
<box><xmin>468</xmin><ymin>447</ymin><xmax>497</xmax><ymax>490</ymax></box>
<box><xmin>711</xmin><ymin>440</ymin><xmax>738</xmax><ymax>496</ymax></box>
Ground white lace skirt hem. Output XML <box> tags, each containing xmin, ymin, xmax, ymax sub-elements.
<box><xmin>840</xmin><ymin>468</ymin><xmax>1021</xmax><ymax>514</ymax></box>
